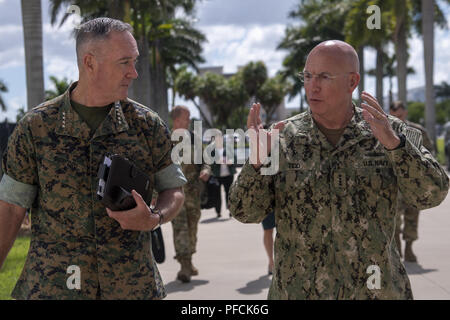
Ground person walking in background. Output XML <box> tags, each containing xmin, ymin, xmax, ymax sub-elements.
<box><xmin>262</xmin><ymin>212</ymin><xmax>275</xmax><ymax>276</ymax></box>
<box><xmin>211</xmin><ymin>136</ymin><xmax>236</xmax><ymax>218</ymax></box>
<box><xmin>170</xmin><ymin>105</ymin><xmax>210</xmax><ymax>283</ymax></box>
<box><xmin>389</xmin><ymin>101</ymin><xmax>435</xmax><ymax>262</ymax></box>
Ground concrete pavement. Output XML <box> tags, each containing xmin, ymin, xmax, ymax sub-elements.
<box><xmin>159</xmin><ymin>170</ymin><xmax>450</xmax><ymax>300</ymax></box>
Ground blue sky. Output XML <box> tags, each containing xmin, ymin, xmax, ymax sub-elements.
<box><xmin>0</xmin><ymin>0</ymin><xmax>449</xmax><ymax>121</ymax></box>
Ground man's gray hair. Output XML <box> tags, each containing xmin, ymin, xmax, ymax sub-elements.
<box><xmin>75</xmin><ymin>17</ymin><xmax>133</xmax><ymax>65</ymax></box>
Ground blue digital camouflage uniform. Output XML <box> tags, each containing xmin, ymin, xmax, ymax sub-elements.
<box><xmin>0</xmin><ymin>82</ymin><xmax>187</xmax><ymax>299</ymax></box>
<box><xmin>229</xmin><ymin>106</ymin><xmax>449</xmax><ymax>300</ymax></box>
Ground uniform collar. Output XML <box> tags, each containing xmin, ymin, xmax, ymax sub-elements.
<box><xmin>297</xmin><ymin>103</ymin><xmax>373</xmax><ymax>153</ymax></box>
<box><xmin>55</xmin><ymin>81</ymin><xmax>130</xmax><ymax>139</ymax></box>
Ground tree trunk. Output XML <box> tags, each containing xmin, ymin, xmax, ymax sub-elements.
<box><xmin>422</xmin><ymin>0</ymin><xmax>436</xmax><ymax>144</ymax></box>
<box><xmin>130</xmin><ymin>33</ymin><xmax>151</xmax><ymax>109</ymax></box>
<box><xmin>21</xmin><ymin>0</ymin><xmax>44</xmax><ymax>110</ymax></box>
<box><xmin>395</xmin><ymin>0</ymin><xmax>408</xmax><ymax>104</ymax></box>
<box><xmin>389</xmin><ymin>76</ymin><xmax>393</xmax><ymax>108</ymax></box>
<box><xmin>300</xmin><ymin>88</ymin><xmax>304</xmax><ymax>113</ymax></box>
<box><xmin>376</xmin><ymin>45</ymin><xmax>384</xmax><ymax>110</ymax></box>
<box><xmin>149</xmin><ymin>42</ymin><xmax>169</xmax><ymax>123</ymax></box>
<box><xmin>357</xmin><ymin>46</ymin><xmax>365</xmax><ymax>101</ymax></box>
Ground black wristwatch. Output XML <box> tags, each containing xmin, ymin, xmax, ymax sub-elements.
<box><xmin>151</xmin><ymin>207</ymin><xmax>163</xmax><ymax>231</ymax></box>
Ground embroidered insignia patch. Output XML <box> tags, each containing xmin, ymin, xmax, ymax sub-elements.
<box><xmin>404</xmin><ymin>126</ymin><xmax>422</xmax><ymax>149</ymax></box>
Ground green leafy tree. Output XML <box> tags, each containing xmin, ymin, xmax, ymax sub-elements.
<box><xmin>45</xmin><ymin>76</ymin><xmax>71</xmax><ymax>101</ymax></box>
<box><xmin>256</xmin><ymin>75</ymin><xmax>288</xmax><ymax>124</ymax></box>
<box><xmin>240</xmin><ymin>61</ymin><xmax>268</xmax><ymax>103</ymax></box>
<box><xmin>436</xmin><ymin>99</ymin><xmax>450</xmax><ymax>124</ymax></box>
<box><xmin>407</xmin><ymin>101</ymin><xmax>425</xmax><ymax>124</ymax></box>
<box><xmin>435</xmin><ymin>81</ymin><xmax>450</xmax><ymax>100</ymax></box>
<box><xmin>196</xmin><ymin>72</ymin><xmax>249</xmax><ymax>129</ymax></box>
<box><xmin>174</xmin><ymin>66</ymin><xmax>212</xmax><ymax>127</ymax></box>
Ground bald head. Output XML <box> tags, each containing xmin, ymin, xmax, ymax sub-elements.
<box><xmin>308</xmin><ymin>40</ymin><xmax>359</xmax><ymax>73</ymax></box>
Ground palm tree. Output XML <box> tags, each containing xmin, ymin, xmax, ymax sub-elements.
<box><xmin>48</xmin><ymin>0</ymin><xmax>204</xmax><ymax>123</ymax></box>
<box><xmin>21</xmin><ymin>0</ymin><xmax>44</xmax><ymax>110</ymax></box>
<box><xmin>45</xmin><ymin>76</ymin><xmax>71</xmax><ymax>100</ymax></box>
<box><xmin>277</xmin><ymin>0</ymin><xmax>348</xmax><ymax>110</ymax></box>
<box><xmin>393</xmin><ymin>0</ymin><xmax>409</xmax><ymax>104</ymax></box>
<box><xmin>0</xmin><ymin>80</ymin><xmax>8</xmax><ymax>111</ymax></box>
<box><xmin>345</xmin><ymin>0</ymin><xmax>395</xmax><ymax>109</ymax></box>
<box><xmin>422</xmin><ymin>0</ymin><xmax>436</xmax><ymax>142</ymax></box>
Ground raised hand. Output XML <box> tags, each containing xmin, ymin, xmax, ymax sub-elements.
<box><xmin>361</xmin><ymin>91</ymin><xmax>401</xmax><ymax>150</ymax></box>
<box><xmin>247</xmin><ymin>103</ymin><xmax>285</xmax><ymax>169</ymax></box>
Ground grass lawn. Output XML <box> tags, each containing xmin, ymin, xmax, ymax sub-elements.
<box><xmin>436</xmin><ymin>137</ymin><xmax>445</xmax><ymax>166</ymax></box>
<box><xmin>0</xmin><ymin>236</ymin><xmax>30</xmax><ymax>300</ymax></box>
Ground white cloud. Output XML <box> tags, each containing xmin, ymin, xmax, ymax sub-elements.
<box><xmin>44</xmin><ymin>56</ymin><xmax>78</xmax><ymax>83</ymax></box>
<box><xmin>0</xmin><ymin>47</ymin><xmax>24</xmax><ymax>69</ymax></box>
<box><xmin>199</xmin><ymin>24</ymin><xmax>286</xmax><ymax>76</ymax></box>
<box><xmin>0</xmin><ymin>95</ymin><xmax>26</xmax><ymax>122</ymax></box>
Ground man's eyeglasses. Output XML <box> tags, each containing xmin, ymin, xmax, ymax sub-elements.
<box><xmin>297</xmin><ymin>71</ymin><xmax>356</xmax><ymax>83</ymax></box>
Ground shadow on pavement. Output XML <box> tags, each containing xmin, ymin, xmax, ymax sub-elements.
<box><xmin>200</xmin><ymin>217</ymin><xmax>232</xmax><ymax>224</ymax></box>
<box><xmin>165</xmin><ymin>279</ymin><xmax>209</xmax><ymax>294</ymax></box>
<box><xmin>236</xmin><ymin>275</ymin><xmax>272</xmax><ymax>295</ymax></box>
<box><xmin>404</xmin><ymin>262</ymin><xmax>438</xmax><ymax>275</ymax></box>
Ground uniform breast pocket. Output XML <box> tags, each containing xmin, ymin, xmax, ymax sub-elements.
<box><xmin>277</xmin><ymin>164</ymin><xmax>316</xmax><ymax>196</ymax></box>
<box><xmin>354</xmin><ymin>166</ymin><xmax>396</xmax><ymax>215</ymax></box>
<box><xmin>38</xmin><ymin>152</ymin><xmax>84</xmax><ymax>215</ymax></box>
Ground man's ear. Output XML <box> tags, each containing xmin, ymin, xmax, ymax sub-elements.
<box><xmin>349</xmin><ymin>73</ymin><xmax>360</xmax><ymax>92</ymax></box>
<box><xmin>83</xmin><ymin>53</ymin><xmax>96</xmax><ymax>73</ymax></box>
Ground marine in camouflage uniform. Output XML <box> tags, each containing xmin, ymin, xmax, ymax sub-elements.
<box><xmin>230</xmin><ymin>41</ymin><xmax>449</xmax><ymax>299</ymax></box>
<box><xmin>390</xmin><ymin>101</ymin><xmax>436</xmax><ymax>262</ymax></box>
<box><xmin>170</xmin><ymin>106</ymin><xmax>210</xmax><ymax>282</ymax></box>
<box><xmin>0</xmin><ymin>83</ymin><xmax>186</xmax><ymax>299</ymax></box>
<box><xmin>0</xmin><ymin>19</ymin><xmax>187</xmax><ymax>300</ymax></box>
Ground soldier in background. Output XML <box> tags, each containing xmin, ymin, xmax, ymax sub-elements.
<box><xmin>390</xmin><ymin>101</ymin><xmax>435</xmax><ymax>262</ymax></box>
<box><xmin>229</xmin><ymin>40</ymin><xmax>449</xmax><ymax>299</ymax></box>
<box><xmin>171</xmin><ymin>105</ymin><xmax>210</xmax><ymax>283</ymax></box>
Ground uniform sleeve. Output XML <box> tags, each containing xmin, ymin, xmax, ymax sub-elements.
<box><xmin>229</xmin><ymin>161</ymin><xmax>275</xmax><ymax>223</ymax></box>
<box><xmin>386</xmin><ymin>122</ymin><xmax>449</xmax><ymax>210</ymax></box>
<box><xmin>151</xmin><ymin>115</ymin><xmax>186</xmax><ymax>192</ymax></box>
<box><xmin>421</xmin><ymin>129</ymin><xmax>435</xmax><ymax>156</ymax></box>
<box><xmin>0</xmin><ymin>116</ymin><xmax>38</xmax><ymax>208</ymax></box>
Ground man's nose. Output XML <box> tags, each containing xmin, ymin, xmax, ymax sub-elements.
<box><xmin>309</xmin><ymin>77</ymin><xmax>321</xmax><ymax>91</ymax></box>
<box><xmin>128</xmin><ymin>64</ymin><xmax>138</xmax><ymax>79</ymax></box>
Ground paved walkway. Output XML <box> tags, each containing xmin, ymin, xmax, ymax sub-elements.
<box><xmin>159</xmin><ymin>170</ymin><xmax>450</xmax><ymax>300</ymax></box>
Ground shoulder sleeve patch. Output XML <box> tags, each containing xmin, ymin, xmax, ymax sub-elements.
<box><xmin>404</xmin><ymin>126</ymin><xmax>423</xmax><ymax>150</ymax></box>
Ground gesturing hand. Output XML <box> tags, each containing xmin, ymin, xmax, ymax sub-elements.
<box><xmin>361</xmin><ymin>91</ymin><xmax>401</xmax><ymax>150</ymax></box>
<box><xmin>106</xmin><ymin>190</ymin><xmax>159</xmax><ymax>231</ymax></box>
<box><xmin>247</xmin><ymin>103</ymin><xmax>285</xmax><ymax>169</ymax></box>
